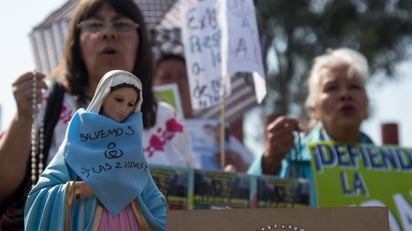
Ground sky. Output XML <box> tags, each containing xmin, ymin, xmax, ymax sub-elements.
<box><xmin>0</xmin><ymin>1</ymin><xmax>67</xmax><ymax>130</ymax></box>
<box><xmin>0</xmin><ymin>1</ymin><xmax>411</xmax><ymax>148</ymax></box>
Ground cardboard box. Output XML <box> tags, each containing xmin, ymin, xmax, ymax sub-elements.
<box><xmin>167</xmin><ymin>207</ymin><xmax>389</xmax><ymax>231</ymax></box>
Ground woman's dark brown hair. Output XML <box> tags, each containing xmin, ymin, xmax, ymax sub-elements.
<box><xmin>60</xmin><ymin>0</ymin><xmax>156</xmax><ymax>128</ymax></box>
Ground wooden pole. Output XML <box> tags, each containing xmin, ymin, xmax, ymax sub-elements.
<box><xmin>220</xmin><ymin>74</ymin><xmax>227</xmax><ymax>169</ymax></box>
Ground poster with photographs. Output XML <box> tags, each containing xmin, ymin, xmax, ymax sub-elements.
<box><xmin>150</xmin><ymin>164</ymin><xmax>193</xmax><ymax>210</ymax></box>
<box><xmin>193</xmin><ymin>169</ymin><xmax>250</xmax><ymax>209</ymax></box>
<box><xmin>250</xmin><ymin>175</ymin><xmax>310</xmax><ymax>208</ymax></box>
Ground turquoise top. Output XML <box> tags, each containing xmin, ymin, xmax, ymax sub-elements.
<box><xmin>248</xmin><ymin>126</ymin><xmax>374</xmax><ymax>207</ymax></box>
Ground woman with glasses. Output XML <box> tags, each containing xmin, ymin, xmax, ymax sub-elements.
<box><xmin>0</xmin><ymin>0</ymin><xmax>198</xmax><ymax>229</ymax></box>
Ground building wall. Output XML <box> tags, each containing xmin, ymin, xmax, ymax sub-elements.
<box><xmin>30</xmin><ymin>0</ymin><xmax>178</xmax><ymax>75</ymax></box>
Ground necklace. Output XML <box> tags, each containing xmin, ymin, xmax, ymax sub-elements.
<box><xmin>31</xmin><ymin>70</ymin><xmax>44</xmax><ymax>185</ymax></box>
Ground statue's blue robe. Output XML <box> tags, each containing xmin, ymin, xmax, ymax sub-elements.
<box><xmin>24</xmin><ymin>110</ymin><xmax>167</xmax><ymax>231</ymax></box>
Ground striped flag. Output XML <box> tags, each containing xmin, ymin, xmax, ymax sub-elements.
<box><xmin>193</xmin><ymin>73</ymin><xmax>258</xmax><ymax>123</ymax></box>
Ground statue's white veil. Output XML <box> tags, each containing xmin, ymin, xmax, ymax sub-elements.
<box><xmin>86</xmin><ymin>70</ymin><xmax>143</xmax><ymax>113</ymax></box>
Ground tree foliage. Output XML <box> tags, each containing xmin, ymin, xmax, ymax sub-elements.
<box><xmin>254</xmin><ymin>0</ymin><xmax>412</xmax><ymax>116</ymax></box>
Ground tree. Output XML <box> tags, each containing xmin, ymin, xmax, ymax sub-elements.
<box><xmin>255</xmin><ymin>0</ymin><xmax>412</xmax><ymax>117</ymax></box>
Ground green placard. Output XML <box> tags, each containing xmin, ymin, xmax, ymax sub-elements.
<box><xmin>153</xmin><ymin>83</ymin><xmax>184</xmax><ymax>118</ymax></box>
<box><xmin>309</xmin><ymin>142</ymin><xmax>412</xmax><ymax>230</ymax></box>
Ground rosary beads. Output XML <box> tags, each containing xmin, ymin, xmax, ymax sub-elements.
<box><xmin>31</xmin><ymin>70</ymin><xmax>44</xmax><ymax>185</ymax></box>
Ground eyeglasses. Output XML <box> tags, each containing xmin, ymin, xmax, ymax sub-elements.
<box><xmin>77</xmin><ymin>18</ymin><xmax>139</xmax><ymax>35</ymax></box>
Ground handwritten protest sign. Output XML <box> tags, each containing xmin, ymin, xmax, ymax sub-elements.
<box><xmin>181</xmin><ymin>0</ymin><xmax>225</xmax><ymax>110</ymax></box>
<box><xmin>309</xmin><ymin>142</ymin><xmax>412</xmax><ymax>231</ymax></box>
<box><xmin>180</xmin><ymin>0</ymin><xmax>265</xmax><ymax>110</ymax></box>
<box><xmin>220</xmin><ymin>0</ymin><xmax>266</xmax><ymax>103</ymax></box>
<box><xmin>64</xmin><ymin>110</ymin><xmax>149</xmax><ymax>216</ymax></box>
